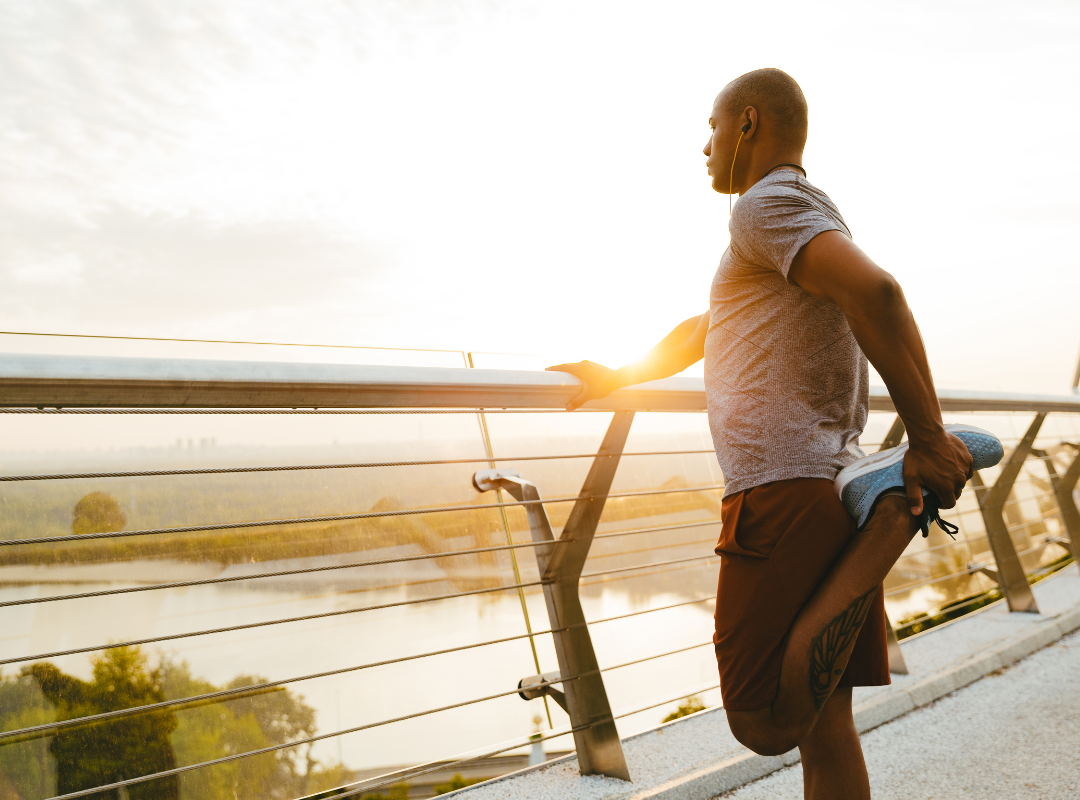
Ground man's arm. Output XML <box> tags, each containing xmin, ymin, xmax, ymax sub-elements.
<box><xmin>788</xmin><ymin>230</ymin><xmax>972</xmax><ymax>514</ymax></box>
<box><xmin>546</xmin><ymin>313</ymin><xmax>708</xmax><ymax>411</ymax></box>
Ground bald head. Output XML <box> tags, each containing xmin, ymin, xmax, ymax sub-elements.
<box><xmin>720</xmin><ymin>68</ymin><xmax>808</xmax><ymax>148</ymax></box>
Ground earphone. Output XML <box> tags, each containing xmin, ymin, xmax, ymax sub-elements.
<box><xmin>728</xmin><ymin>121</ymin><xmax>752</xmax><ymax>214</ymax></box>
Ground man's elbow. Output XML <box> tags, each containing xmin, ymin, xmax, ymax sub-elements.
<box><xmin>843</xmin><ymin>271</ymin><xmax>907</xmax><ymax>323</ymax></box>
<box><xmin>866</xmin><ymin>271</ymin><xmax>906</xmax><ymax>310</ymax></box>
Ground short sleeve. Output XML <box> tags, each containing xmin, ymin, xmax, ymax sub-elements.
<box><xmin>728</xmin><ymin>185</ymin><xmax>847</xmax><ymax>280</ymax></box>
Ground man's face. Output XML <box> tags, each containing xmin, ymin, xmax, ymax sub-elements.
<box><xmin>703</xmin><ymin>91</ymin><xmax>736</xmax><ymax>194</ymax></box>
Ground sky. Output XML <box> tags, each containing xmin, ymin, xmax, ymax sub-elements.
<box><xmin>1</xmin><ymin>0</ymin><xmax>1079</xmax><ymax>393</ymax></box>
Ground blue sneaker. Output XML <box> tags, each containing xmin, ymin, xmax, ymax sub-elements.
<box><xmin>834</xmin><ymin>423</ymin><xmax>1004</xmax><ymax>537</ymax></box>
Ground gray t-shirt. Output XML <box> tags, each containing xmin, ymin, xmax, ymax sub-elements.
<box><xmin>706</xmin><ymin>169</ymin><xmax>868</xmax><ymax>496</ymax></box>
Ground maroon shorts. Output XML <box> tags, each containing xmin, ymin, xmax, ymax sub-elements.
<box><xmin>713</xmin><ymin>477</ymin><xmax>890</xmax><ymax>712</ymax></box>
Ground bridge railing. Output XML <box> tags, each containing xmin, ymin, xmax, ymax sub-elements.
<box><xmin>0</xmin><ymin>352</ymin><xmax>1077</xmax><ymax>800</ymax></box>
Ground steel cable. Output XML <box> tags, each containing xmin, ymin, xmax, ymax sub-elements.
<box><xmin>0</xmin><ymin>594</ymin><xmax>717</xmax><ymax>741</ymax></box>
<box><xmin>0</xmin><ymin>625</ymin><xmax>574</xmax><ymax>743</ymax></box>
<box><xmin>1</xmin><ymin>582</ymin><xmax>716</xmax><ymax>669</ymax></box>
<box><xmin>0</xmin><ymin>329</ymin><xmax>465</xmax><ymax>354</ymax></box>
<box><xmin>0</xmin><ymin>579</ymin><xmax>545</xmax><ymax>668</ymax></box>
<box><xmin>612</xmin><ymin>683</ymin><xmax>722</xmax><ymax>720</ymax></box>
<box><xmin>893</xmin><ymin>592</ymin><xmax>1002</xmax><ymax>633</ymax></box>
<box><xmin>0</xmin><ymin>449</ymin><xmax>717</xmax><ymax>483</ymax></box>
<box><xmin>1</xmin><ymin>520</ymin><xmax>720</xmax><ymax>609</ymax></box>
<box><xmin>884</xmin><ymin>564</ymin><xmax>988</xmax><ymax>597</ymax></box>
<box><xmin>300</xmin><ymin>723</ymin><xmax>590</xmax><ymax>800</ymax></box>
<box><xmin>38</xmin><ymin>673</ymin><xmax>586</xmax><ymax>800</ymax></box>
<box><xmin>580</xmin><ymin>554</ymin><xmax>717</xmax><ymax>581</ymax></box>
<box><xmin>0</xmin><ymin>484</ymin><xmax>725</xmax><ymax>547</ymax></box>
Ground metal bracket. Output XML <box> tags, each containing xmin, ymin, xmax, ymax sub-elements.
<box><xmin>975</xmin><ymin>413</ymin><xmax>1043</xmax><ymax>613</ymax></box>
<box><xmin>1031</xmin><ymin>443</ymin><xmax>1080</xmax><ymax>573</ymax></box>
<box><xmin>967</xmin><ymin>561</ymin><xmax>1001</xmax><ymax>585</ymax></box>
<box><xmin>473</xmin><ymin>411</ymin><xmax>634</xmax><ymax>781</ymax></box>
<box><xmin>517</xmin><ymin>671</ymin><xmax>568</xmax><ymax>713</ymax></box>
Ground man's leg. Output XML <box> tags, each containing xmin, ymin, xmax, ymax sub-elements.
<box><xmin>726</xmin><ymin>496</ymin><xmax>917</xmax><ymax>754</ymax></box>
<box><xmin>799</xmin><ymin>687</ymin><xmax>870</xmax><ymax>800</ymax></box>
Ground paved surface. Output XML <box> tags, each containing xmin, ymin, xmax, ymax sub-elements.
<box><xmin>459</xmin><ymin>571</ymin><xmax>1080</xmax><ymax>800</ymax></box>
<box><xmin>720</xmin><ymin>626</ymin><xmax>1080</xmax><ymax>800</ymax></box>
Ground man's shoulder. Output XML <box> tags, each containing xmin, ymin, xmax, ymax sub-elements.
<box><xmin>732</xmin><ymin>173</ymin><xmax>846</xmax><ymax>235</ymax></box>
<box><xmin>741</xmin><ymin>172</ymin><xmax>824</xmax><ymax>206</ymax></box>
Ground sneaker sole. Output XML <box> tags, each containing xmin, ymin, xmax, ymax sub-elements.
<box><xmin>833</xmin><ymin>423</ymin><xmax>994</xmax><ymax>501</ymax></box>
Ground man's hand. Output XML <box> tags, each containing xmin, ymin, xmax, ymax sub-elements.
<box><xmin>902</xmin><ymin>431</ymin><xmax>974</xmax><ymax>515</ymax></box>
<box><xmin>545</xmin><ymin>361</ymin><xmax>621</xmax><ymax>411</ymax></box>
<box><xmin>546</xmin><ymin>314</ymin><xmax>708</xmax><ymax>411</ymax></box>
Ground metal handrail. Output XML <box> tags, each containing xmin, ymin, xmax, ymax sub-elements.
<box><xmin>4</xmin><ymin>351</ymin><xmax>1080</xmax><ymax>797</ymax></box>
<box><xmin>4</xmin><ymin>351</ymin><xmax>1080</xmax><ymax>412</ymax></box>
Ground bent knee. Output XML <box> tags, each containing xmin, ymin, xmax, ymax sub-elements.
<box><xmin>726</xmin><ymin>711</ymin><xmax>806</xmax><ymax>757</ymax></box>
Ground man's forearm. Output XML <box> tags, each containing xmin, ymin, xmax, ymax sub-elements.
<box><xmin>610</xmin><ymin>313</ymin><xmax>708</xmax><ymax>390</ymax></box>
<box><xmin>845</xmin><ymin>283</ymin><xmax>944</xmax><ymax>446</ymax></box>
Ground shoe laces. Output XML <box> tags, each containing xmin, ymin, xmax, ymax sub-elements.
<box><xmin>920</xmin><ymin>494</ymin><xmax>959</xmax><ymax>539</ymax></box>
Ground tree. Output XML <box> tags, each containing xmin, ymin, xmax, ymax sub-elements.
<box><xmin>1</xmin><ymin>647</ymin><xmax>329</xmax><ymax>800</ymax></box>
<box><xmin>164</xmin><ymin>662</ymin><xmax>320</xmax><ymax>799</ymax></box>
<box><xmin>25</xmin><ymin>646</ymin><xmax>179</xmax><ymax>799</ymax></box>
<box><xmin>0</xmin><ymin>669</ymin><xmax>56</xmax><ymax>798</ymax></box>
<box><xmin>72</xmin><ymin>492</ymin><xmax>126</xmax><ymax>536</ymax></box>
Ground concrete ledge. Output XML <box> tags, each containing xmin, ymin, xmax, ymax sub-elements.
<box><xmin>996</xmin><ymin>620</ymin><xmax>1061</xmax><ymax>665</ymax></box>
<box><xmin>1055</xmin><ymin>605</ymin><xmax>1080</xmax><ymax>635</ymax></box>
<box><xmin>454</xmin><ymin>583</ymin><xmax>1080</xmax><ymax>800</ymax></box>
<box><xmin>853</xmin><ymin>690</ymin><xmax>914</xmax><ymax>734</ymax></box>
<box><xmin>905</xmin><ymin>670</ymin><xmax>957</xmax><ymax>708</ymax></box>
<box><xmin>627</xmin><ymin>754</ymin><xmax>784</xmax><ymax>800</ymax></box>
<box><xmin>947</xmin><ymin>651</ymin><xmax>1004</xmax><ymax>692</ymax></box>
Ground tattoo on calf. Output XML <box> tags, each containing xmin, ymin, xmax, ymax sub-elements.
<box><xmin>808</xmin><ymin>588</ymin><xmax>877</xmax><ymax>711</ymax></box>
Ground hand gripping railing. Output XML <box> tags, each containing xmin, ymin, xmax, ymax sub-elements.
<box><xmin>471</xmin><ymin>411</ymin><xmax>635</xmax><ymax>781</ymax></box>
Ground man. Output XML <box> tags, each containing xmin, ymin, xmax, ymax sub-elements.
<box><xmin>549</xmin><ymin>68</ymin><xmax>999</xmax><ymax>799</ymax></box>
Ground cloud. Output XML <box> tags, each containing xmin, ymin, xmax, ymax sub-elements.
<box><xmin>0</xmin><ymin>202</ymin><xmax>399</xmax><ymax>333</ymax></box>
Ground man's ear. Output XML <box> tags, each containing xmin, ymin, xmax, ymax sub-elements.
<box><xmin>742</xmin><ymin>106</ymin><xmax>758</xmax><ymax>138</ymax></box>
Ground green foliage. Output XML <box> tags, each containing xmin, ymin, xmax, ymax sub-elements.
<box><xmin>26</xmin><ymin>646</ymin><xmax>179</xmax><ymax>799</ymax></box>
<box><xmin>71</xmin><ymin>491</ymin><xmax>126</xmax><ymax>536</ymax></box>
<box><xmin>359</xmin><ymin>781</ymin><xmax>410</xmax><ymax>800</ymax></box>
<box><xmin>434</xmin><ymin>773</ymin><xmax>482</xmax><ymax>794</ymax></box>
<box><xmin>164</xmin><ymin>661</ymin><xmax>319</xmax><ymax>799</ymax></box>
<box><xmin>0</xmin><ymin>669</ymin><xmax>56</xmax><ymax>798</ymax></box>
<box><xmin>662</xmin><ymin>695</ymin><xmax>706</xmax><ymax>723</ymax></box>
<box><xmin>0</xmin><ymin>647</ymin><xmax>334</xmax><ymax>800</ymax></box>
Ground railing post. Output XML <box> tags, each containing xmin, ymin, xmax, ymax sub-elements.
<box><xmin>876</xmin><ymin>415</ymin><xmax>910</xmax><ymax>674</ymax></box>
<box><xmin>884</xmin><ymin>621</ymin><xmax>909</xmax><ymax>675</ymax></box>
<box><xmin>1033</xmin><ymin>443</ymin><xmax>1080</xmax><ymax>573</ymax></box>
<box><xmin>976</xmin><ymin>413</ymin><xmax>1044</xmax><ymax>613</ymax></box>
<box><xmin>473</xmin><ymin>411</ymin><xmax>634</xmax><ymax>781</ymax></box>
